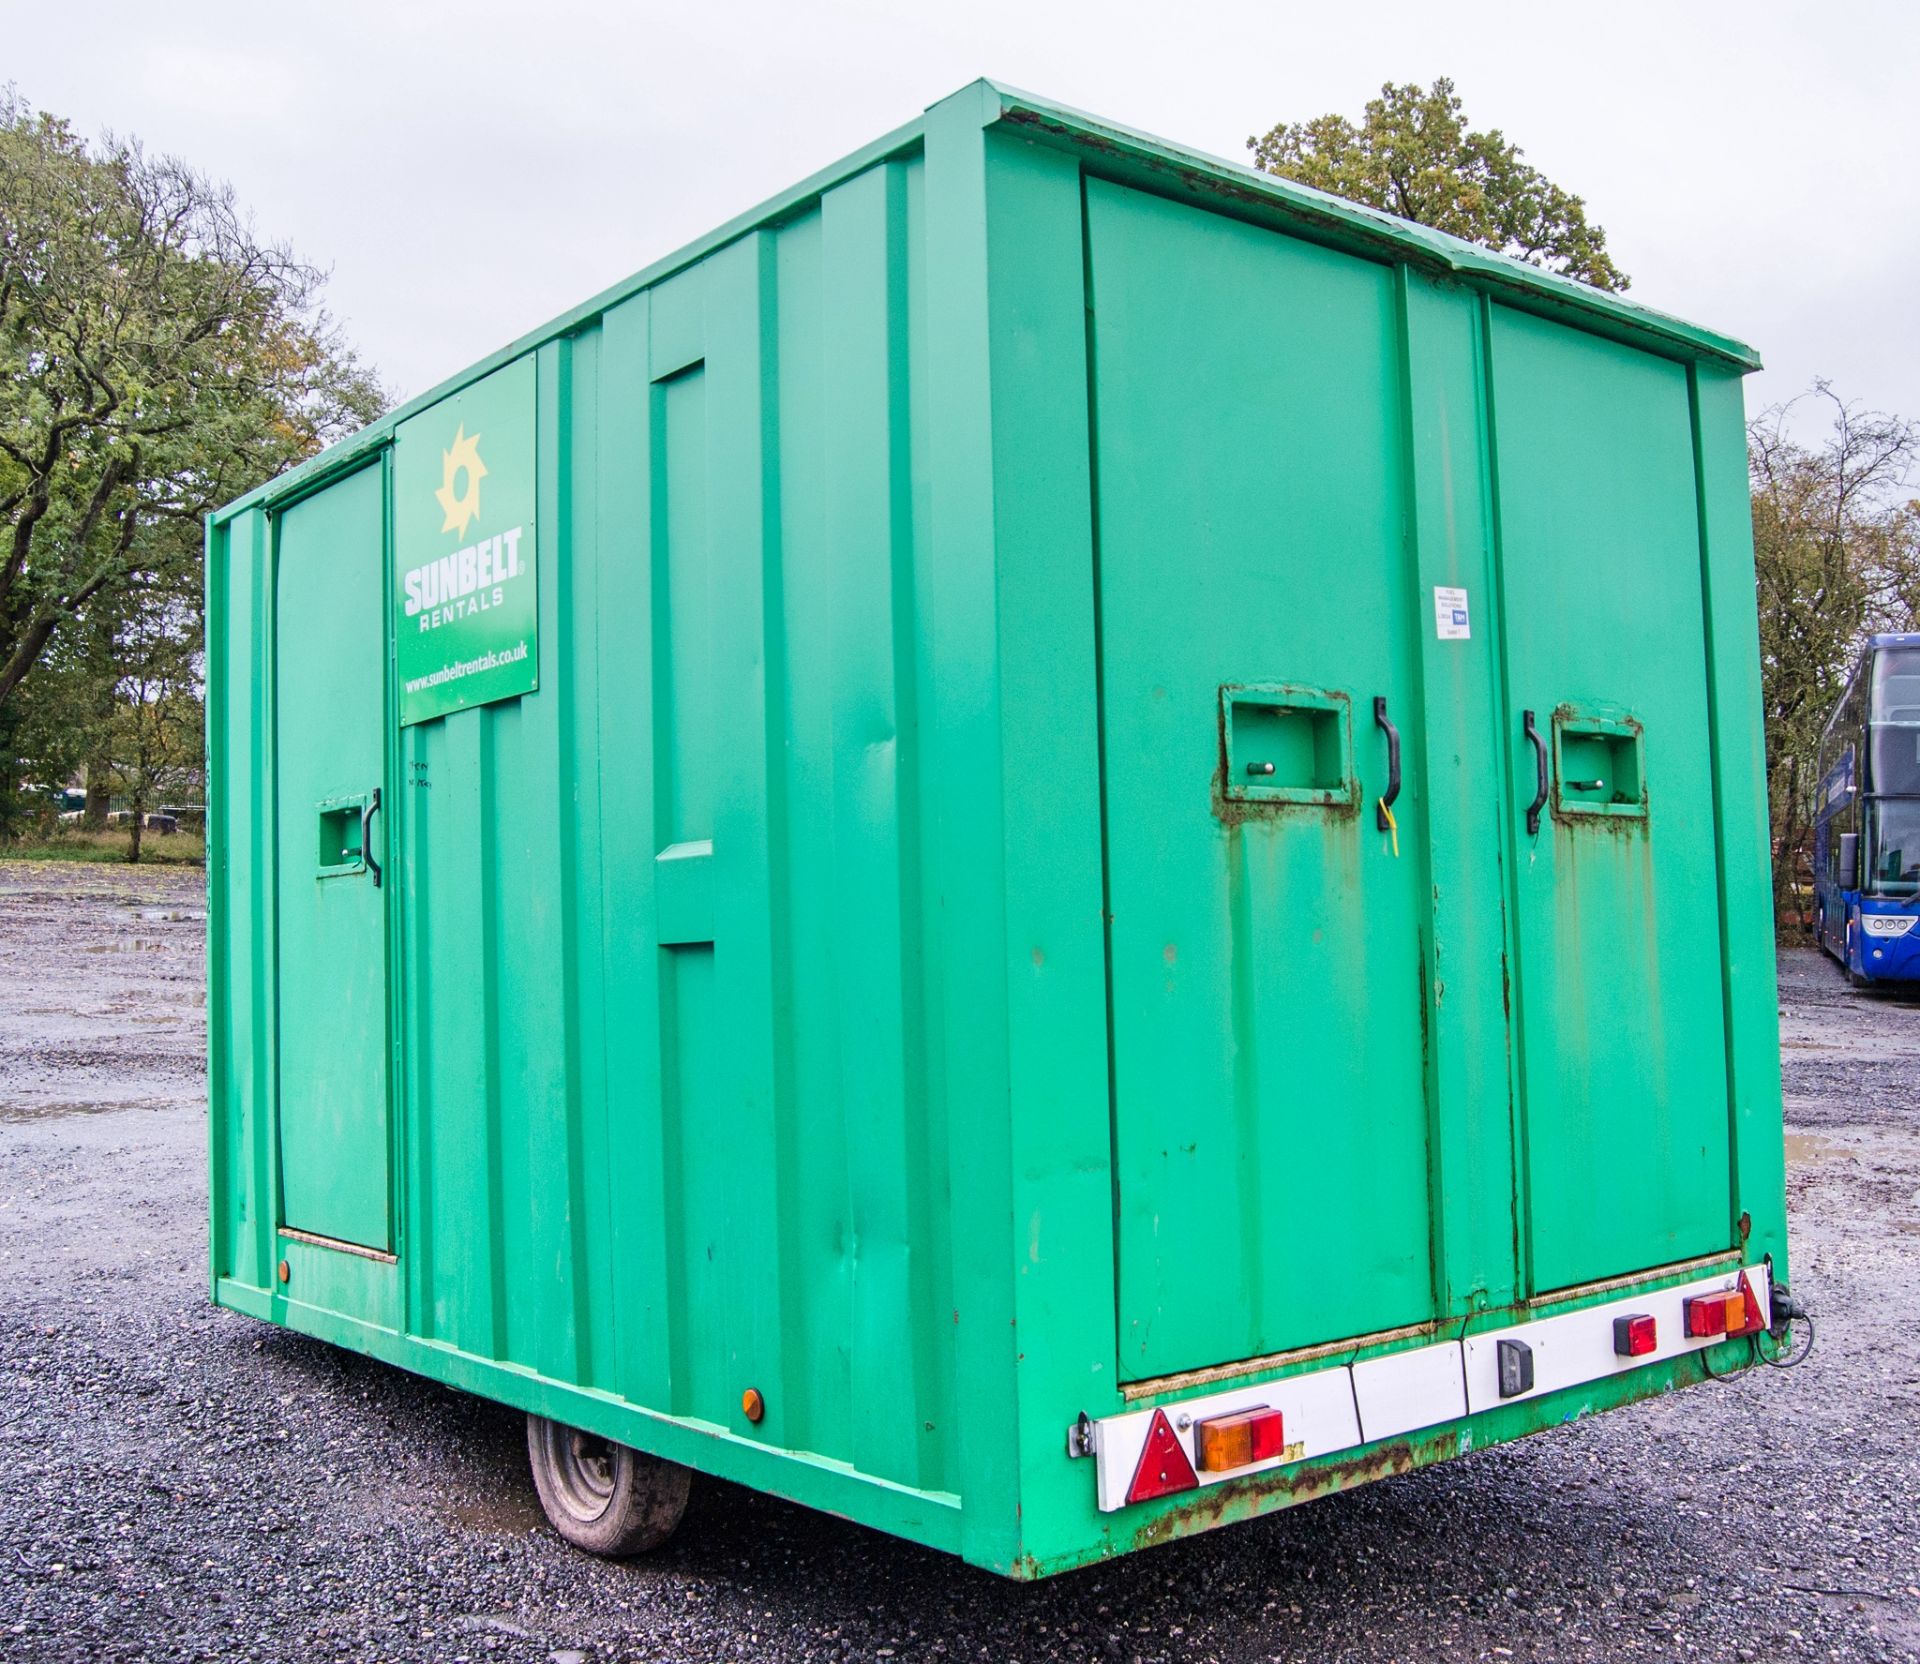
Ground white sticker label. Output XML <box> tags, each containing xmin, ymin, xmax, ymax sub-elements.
<box><xmin>1434</xmin><ymin>586</ymin><xmax>1471</xmax><ymax>641</ymax></box>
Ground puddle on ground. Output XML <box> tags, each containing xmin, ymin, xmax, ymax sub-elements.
<box><xmin>1784</xmin><ymin>1132</ymin><xmax>1847</xmax><ymax>1166</ymax></box>
<box><xmin>0</xmin><ymin>1098</ymin><xmax>176</xmax><ymax>1125</ymax></box>
<box><xmin>446</xmin><ymin>1490</ymin><xmax>545</xmax><ymax>1535</ymax></box>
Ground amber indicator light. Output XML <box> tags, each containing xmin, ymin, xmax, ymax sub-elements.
<box><xmin>1193</xmin><ymin>1406</ymin><xmax>1285</xmax><ymax>1473</ymax></box>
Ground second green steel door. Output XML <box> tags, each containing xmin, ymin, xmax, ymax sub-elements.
<box><xmin>1488</xmin><ymin>309</ymin><xmax>1733</xmax><ymax>1294</ymax></box>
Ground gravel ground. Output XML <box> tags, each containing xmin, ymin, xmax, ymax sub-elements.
<box><xmin>1</xmin><ymin>859</ymin><xmax>1916</xmax><ymax>1663</ymax></box>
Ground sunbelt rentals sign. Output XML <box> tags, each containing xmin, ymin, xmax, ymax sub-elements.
<box><xmin>394</xmin><ymin>356</ymin><xmax>538</xmax><ymax>725</ymax></box>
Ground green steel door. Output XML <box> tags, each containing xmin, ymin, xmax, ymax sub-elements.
<box><xmin>273</xmin><ymin>461</ymin><xmax>393</xmax><ymax>1252</ymax></box>
<box><xmin>1087</xmin><ymin>181</ymin><xmax>1437</xmax><ymax>1381</ymax></box>
<box><xmin>1489</xmin><ymin>311</ymin><xmax>1732</xmax><ymax>1293</ymax></box>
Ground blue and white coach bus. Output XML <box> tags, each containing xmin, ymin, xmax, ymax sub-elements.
<box><xmin>1814</xmin><ymin>633</ymin><xmax>1920</xmax><ymax>984</ymax></box>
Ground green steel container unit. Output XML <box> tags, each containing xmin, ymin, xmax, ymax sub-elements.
<box><xmin>207</xmin><ymin>81</ymin><xmax>1790</xmax><ymax>1579</ymax></box>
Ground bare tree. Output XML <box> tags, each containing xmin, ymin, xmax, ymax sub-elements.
<box><xmin>1751</xmin><ymin>383</ymin><xmax>1920</xmax><ymax>932</ymax></box>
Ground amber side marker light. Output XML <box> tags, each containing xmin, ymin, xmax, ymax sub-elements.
<box><xmin>1193</xmin><ymin>1406</ymin><xmax>1285</xmax><ymax>1472</ymax></box>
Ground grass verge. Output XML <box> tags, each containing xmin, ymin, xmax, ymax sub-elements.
<box><xmin>1</xmin><ymin>829</ymin><xmax>205</xmax><ymax>865</ymax></box>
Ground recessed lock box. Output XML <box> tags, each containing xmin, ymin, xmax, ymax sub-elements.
<box><xmin>315</xmin><ymin>793</ymin><xmax>373</xmax><ymax>877</ymax></box>
<box><xmin>1554</xmin><ymin>711</ymin><xmax>1646</xmax><ymax>818</ymax></box>
<box><xmin>1221</xmin><ymin>686</ymin><xmax>1353</xmax><ymax>807</ymax></box>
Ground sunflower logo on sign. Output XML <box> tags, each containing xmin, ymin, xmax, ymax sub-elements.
<box><xmin>434</xmin><ymin>425</ymin><xmax>488</xmax><ymax>536</ymax></box>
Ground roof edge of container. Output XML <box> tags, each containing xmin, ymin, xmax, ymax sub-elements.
<box><xmin>212</xmin><ymin>102</ymin><xmax>939</xmax><ymax>524</ymax></box>
<box><xmin>215</xmin><ymin>77</ymin><xmax>1760</xmax><ymax>526</ymax></box>
<box><xmin>975</xmin><ymin>79</ymin><xmax>1762</xmax><ymax>377</ymax></box>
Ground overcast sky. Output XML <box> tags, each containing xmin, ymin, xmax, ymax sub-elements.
<box><xmin>13</xmin><ymin>0</ymin><xmax>1916</xmax><ymax>436</ymax></box>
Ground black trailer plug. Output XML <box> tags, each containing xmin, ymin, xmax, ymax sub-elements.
<box><xmin>1760</xmin><ymin>1283</ymin><xmax>1815</xmax><ymax>1369</ymax></box>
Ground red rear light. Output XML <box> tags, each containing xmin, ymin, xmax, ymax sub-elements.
<box><xmin>1126</xmin><ymin>1408</ymin><xmax>1199</xmax><ymax>1504</ymax></box>
<box><xmin>1684</xmin><ymin>1294</ymin><xmax>1728</xmax><ymax>1338</ymax></box>
<box><xmin>1613</xmin><ymin>1313</ymin><xmax>1657</xmax><ymax>1356</ymax></box>
<box><xmin>1685</xmin><ymin>1285</ymin><xmax>1763</xmax><ymax>1339</ymax></box>
<box><xmin>1193</xmin><ymin>1406</ymin><xmax>1285</xmax><ymax>1472</ymax></box>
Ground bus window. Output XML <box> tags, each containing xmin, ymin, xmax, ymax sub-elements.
<box><xmin>1869</xmin><ymin>722</ymin><xmax>1920</xmax><ymax>795</ymax></box>
<box><xmin>1869</xmin><ymin>799</ymin><xmax>1920</xmax><ymax>894</ymax></box>
<box><xmin>1872</xmin><ymin>648</ymin><xmax>1920</xmax><ymax>721</ymax></box>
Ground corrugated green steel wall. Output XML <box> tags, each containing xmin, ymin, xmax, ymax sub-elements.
<box><xmin>211</xmin><ymin>145</ymin><xmax>973</xmax><ymax>1524</ymax></box>
<box><xmin>393</xmin><ymin>153</ymin><xmax>953</xmax><ymax>1493</ymax></box>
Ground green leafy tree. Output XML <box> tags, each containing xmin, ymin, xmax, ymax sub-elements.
<box><xmin>1249</xmin><ymin>78</ymin><xmax>1629</xmax><ymax>292</ymax></box>
<box><xmin>1750</xmin><ymin>385</ymin><xmax>1920</xmax><ymax>931</ymax></box>
<box><xmin>104</xmin><ymin>589</ymin><xmax>204</xmax><ymax>862</ymax></box>
<box><xmin>0</xmin><ymin>630</ymin><xmax>94</xmax><ymax>834</ymax></box>
<box><xmin>0</xmin><ymin>91</ymin><xmax>383</xmax><ymax>736</ymax></box>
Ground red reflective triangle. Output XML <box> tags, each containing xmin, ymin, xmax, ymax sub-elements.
<box><xmin>1733</xmin><ymin>1272</ymin><xmax>1769</xmax><ymax>1337</ymax></box>
<box><xmin>1126</xmin><ymin>1408</ymin><xmax>1199</xmax><ymax>1505</ymax></box>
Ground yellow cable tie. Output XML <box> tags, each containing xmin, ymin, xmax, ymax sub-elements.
<box><xmin>1379</xmin><ymin>798</ymin><xmax>1399</xmax><ymax>858</ymax></box>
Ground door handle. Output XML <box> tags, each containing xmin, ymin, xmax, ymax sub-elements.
<box><xmin>1374</xmin><ymin>696</ymin><xmax>1401</xmax><ymax>831</ymax></box>
<box><xmin>361</xmin><ymin>788</ymin><xmax>382</xmax><ymax>888</ymax></box>
<box><xmin>1523</xmin><ymin>710</ymin><xmax>1549</xmax><ymax>836</ymax></box>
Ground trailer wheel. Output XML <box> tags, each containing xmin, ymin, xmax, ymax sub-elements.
<box><xmin>526</xmin><ymin>1415</ymin><xmax>691</xmax><ymax>1557</ymax></box>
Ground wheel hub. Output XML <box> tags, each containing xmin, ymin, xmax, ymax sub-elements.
<box><xmin>542</xmin><ymin>1421</ymin><xmax>617</xmax><ymax>1522</ymax></box>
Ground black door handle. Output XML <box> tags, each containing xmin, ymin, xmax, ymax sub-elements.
<box><xmin>1523</xmin><ymin>710</ymin><xmax>1549</xmax><ymax>836</ymax></box>
<box><xmin>1374</xmin><ymin>695</ymin><xmax>1401</xmax><ymax>830</ymax></box>
<box><xmin>361</xmin><ymin>788</ymin><xmax>382</xmax><ymax>888</ymax></box>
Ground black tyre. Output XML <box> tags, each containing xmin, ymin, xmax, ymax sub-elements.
<box><xmin>526</xmin><ymin>1414</ymin><xmax>691</xmax><ymax>1557</ymax></box>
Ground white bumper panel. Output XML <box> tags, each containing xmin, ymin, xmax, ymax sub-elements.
<box><xmin>1351</xmin><ymin>1337</ymin><xmax>1469</xmax><ymax>1441</ymax></box>
<box><xmin>1090</xmin><ymin>1261</ymin><xmax>1769</xmax><ymax>1513</ymax></box>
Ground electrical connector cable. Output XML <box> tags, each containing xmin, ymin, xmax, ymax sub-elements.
<box><xmin>1756</xmin><ymin>1286</ymin><xmax>1815</xmax><ymax>1370</ymax></box>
